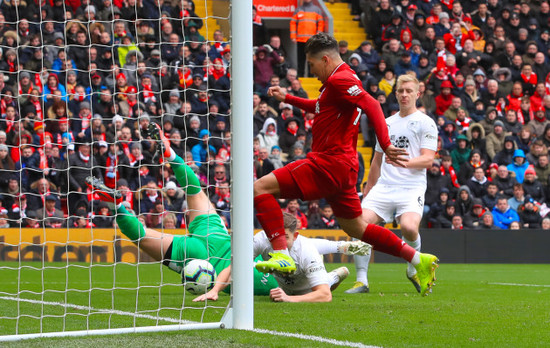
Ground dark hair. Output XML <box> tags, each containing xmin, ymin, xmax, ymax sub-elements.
<box><xmin>304</xmin><ymin>33</ymin><xmax>338</xmax><ymax>57</ymax></box>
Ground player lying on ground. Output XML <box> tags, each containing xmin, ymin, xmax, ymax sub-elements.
<box><xmin>253</xmin><ymin>32</ymin><xmax>439</xmax><ymax>296</ymax></box>
<box><xmin>194</xmin><ymin>212</ymin><xmax>363</xmax><ymax>303</ymax></box>
<box><xmin>86</xmin><ymin>124</ymin><xmax>371</xmax><ymax>300</ymax></box>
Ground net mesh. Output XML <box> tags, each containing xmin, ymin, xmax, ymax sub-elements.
<box><xmin>0</xmin><ymin>0</ymin><xmax>231</xmax><ymax>337</ymax></box>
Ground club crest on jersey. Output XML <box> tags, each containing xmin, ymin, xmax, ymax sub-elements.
<box><xmin>347</xmin><ymin>85</ymin><xmax>361</xmax><ymax>96</ymax></box>
<box><xmin>407</xmin><ymin>120</ymin><xmax>419</xmax><ymax>131</ymax></box>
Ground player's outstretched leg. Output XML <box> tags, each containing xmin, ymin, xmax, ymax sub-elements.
<box><xmin>86</xmin><ymin>177</ymin><xmax>145</xmax><ymax>241</ymax></box>
<box><xmin>414</xmin><ymin>253</ymin><xmax>439</xmax><ymax>296</ymax></box>
<box><xmin>143</xmin><ymin>123</ymin><xmax>202</xmax><ymax>196</ymax></box>
<box><xmin>306</xmin><ymin>238</ymin><xmax>372</xmax><ymax>256</ymax></box>
<box><xmin>86</xmin><ymin>176</ymin><xmax>173</xmax><ymax>261</ymax></box>
<box><xmin>329</xmin><ymin>266</ymin><xmax>349</xmax><ymax>291</ymax></box>
<box><xmin>363</xmin><ymin>224</ymin><xmax>439</xmax><ymax>296</ymax></box>
<box><xmin>254</xmin><ymin>177</ymin><xmax>296</xmax><ymax>274</ymax></box>
<box><xmin>342</xmin><ymin>219</ymin><xmax>439</xmax><ymax>296</ymax></box>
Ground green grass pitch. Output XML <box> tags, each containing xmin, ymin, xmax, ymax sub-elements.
<box><xmin>1</xmin><ymin>262</ymin><xmax>549</xmax><ymax>347</ymax></box>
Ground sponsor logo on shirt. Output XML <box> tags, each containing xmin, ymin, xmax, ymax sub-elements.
<box><xmin>425</xmin><ymin>133</ymin><xmax>437</xmax><ymax>140</ymax></box>
<box><xmin>307</xmin><ymin>265</ymin><xmax>325</xmax><ymax>273</ymax></box>
<box><xmin>347</xmin><ymin>85</ymin><xmax>361</xmax><ymax>96</ymax></box>
<box><xmin>391</xmin><ymin>135</ymin><xmax>410</xmax><ymax>149</ymax></box>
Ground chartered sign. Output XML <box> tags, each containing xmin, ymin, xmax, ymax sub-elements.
<box><xmin>254</xmin><ymin>0</ymin><xmax>297</xmax><ymax>18</ymax></box>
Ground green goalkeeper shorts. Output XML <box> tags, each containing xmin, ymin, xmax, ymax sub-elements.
<box><xmin>169</xmin><ymin>214</ymin><xmax>278</xmax><ymax>295</ymax></box>
<box><xmin>169</xmin><ymin>214</ymin><xmax>231</xmax><ymax>276</ymax></box>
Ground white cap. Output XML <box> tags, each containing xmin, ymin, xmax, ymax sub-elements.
<box><xmin>165</xmin><ymin>181</ymin><xmax>177</xmax><ymax>190</ymax></box>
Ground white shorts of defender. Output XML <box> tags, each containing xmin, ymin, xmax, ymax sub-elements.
<box><xmin>361</xmin><ymin>185</ymin><xmax>425</xmax><ymax>223</ymax></box>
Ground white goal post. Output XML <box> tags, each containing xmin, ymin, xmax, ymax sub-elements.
<box><xmin>0</xmin><ymin>0</ymin><xmax>253</xmax><ymax>341</ymax></box>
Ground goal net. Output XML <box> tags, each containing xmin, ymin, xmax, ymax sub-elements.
<box><xmin>0</xmin><ymin>0</ymin><xmax>253</xmax><ymax>341</ymax></box>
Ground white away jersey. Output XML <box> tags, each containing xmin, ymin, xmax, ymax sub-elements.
<box><xmin>254</xmin><ymin>232</ymin><xmax>329</xmax><ymax>295</ymax></box>
<box><xmin>375</xmin><ymin>110</ymin><xmax>438</xmax><ymax>189</ymax></box>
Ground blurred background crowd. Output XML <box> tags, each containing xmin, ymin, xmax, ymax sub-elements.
<box><xmin>1</xmin><ymin>0</ymin><xmax>550</xmax><ymax>230</ymax></box>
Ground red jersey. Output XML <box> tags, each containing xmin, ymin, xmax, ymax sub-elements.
<box><xmin>285</xmin><ymin>63</ymin><xmax>391</xmax><ymax>169</ymax></box>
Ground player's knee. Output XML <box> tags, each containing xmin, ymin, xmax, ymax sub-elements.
<box><xmin>254</xmin><ymin>174</ymin><xmax>279</xmax><ymax>197</ymax></box>
<box><xmin>253</xmin><ymin>181</ymin><xmax>266</xmax><ymax>196</ymax></box>
<box><xmin>400</xmin><ymin>223</ymin><xmax>419</xmax><ymax>239</ymax></box>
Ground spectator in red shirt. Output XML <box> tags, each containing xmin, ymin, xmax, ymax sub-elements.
<box><xmin>435</xmin><ymin>80</ymin><xmax>455</xmax><ymax>116</ymax></box>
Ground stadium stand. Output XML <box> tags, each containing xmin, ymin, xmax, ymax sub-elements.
<box><xmin>1</xmin><ymin>0</ymin><xmax>550</xmax><ymax>231</ymax></box>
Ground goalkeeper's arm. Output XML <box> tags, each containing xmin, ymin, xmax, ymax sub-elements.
<box><xmin>193</xmin><ymin>266</ymin><xmax>231</xmax><ymax>302</ymax></box>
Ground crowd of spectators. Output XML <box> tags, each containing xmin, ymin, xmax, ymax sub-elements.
<box><xmin>2</xmin><ymin>0</ymin><xmax>550</xmax><ymax>231</ymax></box>
<box><xmin>0</xmin><ymin>0</ymin><xmax>235</xmax><ymax>229</ymax></box>
<box><xmin>253</xmin><ymin>0</ymin><xmax>550</xmax><ymax>230</ymax></box>
<box><xmin>343</xmin><ymin>0</ymin><xmax>550</xmax><ymax>230</ymax></box>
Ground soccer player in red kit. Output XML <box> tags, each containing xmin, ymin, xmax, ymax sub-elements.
<box><xmin>254</xmin><ymin>33</ymin><xmax>438</xmax><ymax>296</ymax></box>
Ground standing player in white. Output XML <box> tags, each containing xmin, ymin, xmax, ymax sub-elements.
<box><xmin>346</xmin><ymin>73</ymin><xmax>438</xmax><ymax>294</ymax></box>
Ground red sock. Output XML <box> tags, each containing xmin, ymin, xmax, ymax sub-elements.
<box><xmin>361</xmin><ymin>224</ymin><xmax>416</xmax><ymax>262</ymax></box>
<box><xmin>254</xmin><ymin>194</ymin><xmax>287</xmax><ymax>250</ymax></box>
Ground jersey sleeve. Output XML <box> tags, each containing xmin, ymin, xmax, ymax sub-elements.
<box><xmin>420</xmin><ymin>117</ymin><xmax>439</xmax><ymax>151</ymax></box>
<box><xmin>374</xmin><ymin>138</ymin><xmax>383</xmax><ymax>153</ymax></box>
<box><xmin>301</xmin><ymin>243</ymin><xmax>329</xmax><ymax>288</ymax></box>
<box><xmin>330</xmin><ymin>74</ymin><xmax>392</xmax><ymax>150</ymax></box>
<box><xmin>285</xmin><ymin>93</ymin><xmax>317</xmax><ymax>113</ymax></box>
<box><xmin>253</xmin><ymin>231</ymin><xmax>270</xmax><ymax>259</ymax></box>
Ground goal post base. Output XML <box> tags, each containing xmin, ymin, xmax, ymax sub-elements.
<box><xmin>0</xmin><ymin>322</ymin><xmax>226</xmax><ymax>343</ymax></box>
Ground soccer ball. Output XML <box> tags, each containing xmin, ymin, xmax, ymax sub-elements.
<box><xmin>182</xmin><ymin>259</ymin><xmax>217</xmax><ymax>294</ymax></box>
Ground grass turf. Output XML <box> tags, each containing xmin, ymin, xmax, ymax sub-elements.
<box><xmin>0</xmin><ymin>262</ymin><xmax>549</xmax><ymax>347</ymax></box>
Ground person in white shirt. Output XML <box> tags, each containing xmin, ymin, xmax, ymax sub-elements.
<box><xmin>346</xmin><ymin>73</ymin><xmax>438</xmax><ymax>294</ymax></box>
<box><xmin>195</xmin><ymin>213</ymin><xmax>371</xmax><ymax>303</ymax></box>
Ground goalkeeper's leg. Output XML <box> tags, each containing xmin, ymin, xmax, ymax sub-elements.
<box><xmin>115</xmin><ymin>203</ymin><xmax>173</xmax><ymax>261</ymax></box>
<box><xmin>146</xmin><ymin>123</ymin><xmax>216</xmax><ymax>223</ymax></box>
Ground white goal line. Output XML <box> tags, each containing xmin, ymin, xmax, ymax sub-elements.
<box><xmin>0</xmin><ymin>296</ymin><xmax>189</xmax><ymax>324</ymax></box>
<box><xmin>250</xmin><ymin>328</ymin><xmax>381</xmax><ymax>348</ymax></box>
<box><xmin>0</xmin><ymin>296</ymin><xmax>377</xmax><ymax>347</ymax></box>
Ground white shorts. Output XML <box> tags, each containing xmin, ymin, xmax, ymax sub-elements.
<box><xmin>361</xmin><ymin>184</ymin><xmax>425</xmax><ymax>223</ymax></box>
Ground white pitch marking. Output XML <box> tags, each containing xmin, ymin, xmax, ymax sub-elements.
<box><xmin>251</xmin><ymin>328</ymin><xmax>380</xmax><ymax>348</ymax></box>
<box><xmin>488</xmin><ymin>282</ymin><xmax>550</xmax><ymax>288</ymax></box>
<box><xmin>1</xmin><ymin>296</ymin><xmax>380</xmax><ymax>347</ymax></box>
<box><xmin>0</xmin><ymin>296</ymin><xmax>190</xmax><ymax>324</ymax></box>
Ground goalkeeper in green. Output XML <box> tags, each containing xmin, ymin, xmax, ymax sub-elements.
<box><xmin>86</xmin><ymin>124</ymin><xmax>370</xmax><ymax>298</ymax></box>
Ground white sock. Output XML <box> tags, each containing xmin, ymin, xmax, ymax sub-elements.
<box><xmin>410</xmin><ymin>252</ymin><xmax>421</xmax><ymax>267</ymax></box>
<box><xmin>354</xmin><ymin>254</ymin><xmax>370</xmax><ymax>285</ymax></box>
<box><xmin>276</xmin><ymin>249</ymin><xmax>290</xmax><ymax>256</ymax></box>
<box><xmin>404</xmin><ymin>236</ymin><xmax>421</xmax><ymax>277</ymax></box>
<box><xmin>307</xmin><ymin>238</ymin><xmax>339</xmax><ymax>254</ymax></box>
<box><xmin>328</xmin><ymin>270</ymin><xmax>340</xmax><ymax>288</ymax></box>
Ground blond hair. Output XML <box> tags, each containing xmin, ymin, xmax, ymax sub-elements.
<box><xmin>396</xmin><ymin>73</ymin><xmax>420</xmax><ymax>91</ymax></box>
